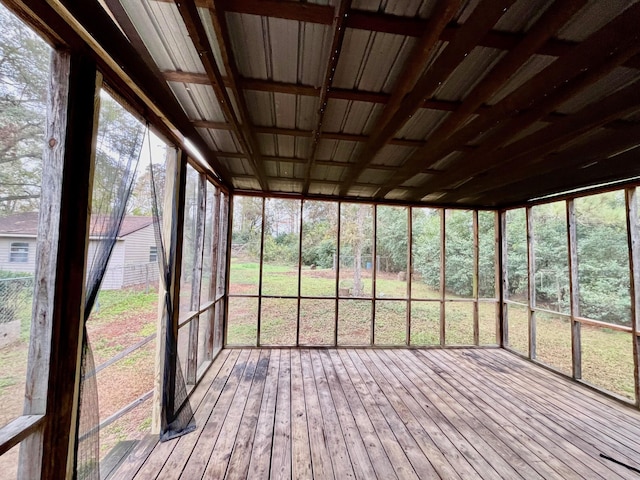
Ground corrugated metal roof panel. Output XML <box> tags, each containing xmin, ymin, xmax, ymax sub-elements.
<box><xmin>486</xmin><ymin>54</ymin><xmax>556</xmax><ymax>105</ymax></box>
<box><xmin>299</xmin><ymin>21</ymin><xmax>333</xmax><ymax>87</ymax></box>
<box><xmin>197</xmin><ymin>128</ymin><xmax>241</xmax><ymax>153</ymax></box>
<box><xmin>245</xmin><ymin>91</ymin><xmax>275</xmax><ymax>126</ymax></box>
<box><xmin>346</xmin><ymin>185</ymin><xmax>377</xmax><ymax>197</ymax></box>
<box><xmin>556</xmin><ymin>67</ymin><xmax>639</xmax><ymax>115</ymax></box>
<box><xmin>502</xmin><ymin>121</ymin><xmax>549</xmax><ymax>146</ymax></box>
<box><xmin>295</xmin><ymin>137</ymin><xmax>313</xmax><ymax>158</ymax></box>
<box><xmin>269</xmin><ymin>178</ymin><xmax>303</xmax><ymax>192</ymax></box>
<box><xmin>357</xmin><ymin>169</ymin><xmax>392</xmax><ymax>185</ymax></box>
<box><xmin>430</xmin><ymin>151</ymin><xmax>462</xmax><ymax>170</ymax></box>
<box><xmin>197</xmin><ymin>7</ymin><xmax>227</xmax><ymax>76</ymax></box>
<box><xmin>384</xmin><ymin>189</ymin><xmax>412</xmax><ymax>200</ymax></box>
<box><xmin>383</xmin><ymin>0</ymin><xmax>438</xmax><ymax>18</ymax></box>
<box><xmin>333</xmin><ymin>30</ymin><xmax>416</xmax><ymax>93</ymax></box>
<box><xmin>312</xmin><ymin>165</ymin><xmax>343</xmax><ymax>182</ymax></box>
<box><xmin>395</xmin><ymin>109</ymin><xmax>449</xmax><ymax>140</ymax></box>
<box><xmin>233</xmin><ymin>177</ymin><xmax>262</xmax><ymax>190</ymax></box>
<box><xmin>220</xmin><ymin>157</ymin><xmax>252</xmax><ymax>175</ymax></box>
<box><xmin>257</xmin><ymin>133</ymin><xmax>276</xmax><ymax>156</ymax></box>
<box><xmin>557</xmin><ymin>0</ymin><xmax>639</xmax><ymax>42</ymax></box>
<box><xmin>434</xmin><ymin>47</ymin><xmax>505</xmax><ymax>102</ymax></box>
<box><xmin>226</xmin><ymin>13</ymin><xmax>269</xmax><ymax>79</ymax></box>
<box><xmin>323</xmin><ymin>99</ymin><xmax>382</xmax><ymax>134</ymax></box>
<box><xmin>268</xmin><ymin>17</ymin><xmax>300</xmax><ymax>84</ymax></box>
<box><xmin>370</xmin><ymin>145</ymin><xmax>416</xmax><ymax>167</ymax></box>
<box><xmin>169</xmin><ymin>83</ymin><xmax>225</xmax><ymax>122</ymax></box>
<box><xmin>309</xmin><ymin>182</ymin><xmax>339</xmax><ymax>196</ymax></box>
<box><xmin>316</xmin><ymin>139</ymin><xmax>362</xmax><ymax>161</ymax></box>
<box><xmin>493</xmin><ymin>0</ymin><xmax>553</xmax><ymax>33</ymax></box>
<box><xmin>401</xmin><ymin>173</ymin><xmax>432</xmax><ymax>188</ymax></box>
<box><xmin>120</xmin><ymin>0</ymin><xmax>204</xmax><ymax>73</ymax></box>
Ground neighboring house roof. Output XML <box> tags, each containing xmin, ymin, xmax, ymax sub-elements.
<box><xmin>0</xmin><ymin>212</ymin><xmax>153</xmax><ymax>237</ymax></box>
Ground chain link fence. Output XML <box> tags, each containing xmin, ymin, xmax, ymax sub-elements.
<box><xmin>0</xmin><ymin>275</ymin><xmax>33</xmax><ymax>325</ymax></box>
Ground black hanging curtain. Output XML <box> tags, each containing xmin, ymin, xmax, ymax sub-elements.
<box><xmin>148</xmin><ymin>136</ymin><xmax>195</xmax><ymax>442</ymax></box>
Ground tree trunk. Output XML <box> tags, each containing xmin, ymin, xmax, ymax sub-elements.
<box><xmin>353</xmin><ymin>205</ymin><xmax>365</xmax><ymax>296</ymax></box>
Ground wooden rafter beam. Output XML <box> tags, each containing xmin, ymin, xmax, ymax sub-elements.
<box><xmin>36</xmin><ymin>0</ymin><xmax>231</xmax><ymax>184</ymax></box>
<box><xmin>441</xmin><ymin>83</ymin><xmax>640</xmax><ymax>201</ymax></box>
<box><xmin>409</xmin><ymin>3</ymin><xmax>640</xmax><ymax>201</ymax></box>
<box><xmin>174</xmin><ymin>0</ymin><xmax>268</xmax><ymax>189</ymax></box>
<box><xmin>339</xmin><ymin>0</ymin><xmax>514</xmax><ymax>196</ymax></box>
<box><xmin>375</xmin><ymin>0</ymin><xmax>587</xmax><ymax>198</ymax></box>
<box><xmin>156</xmin><ymin>0</ymin><xmax>335</xmax><ymax>24</ymax></box>
<box><xmin>302</xmin><ymin>0</ymin><xmax>350</xmax><ymax>195</ymax></box>
<box><xmin>474</xmin><ymin>145</ymin><xmax>640</xmax><ymax>207</ymax></box>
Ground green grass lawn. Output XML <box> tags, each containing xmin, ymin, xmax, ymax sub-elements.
<box><xmin>228</xmin><ymin>258</ymin><xmax>637</xmax><ymax>401</ymax></box>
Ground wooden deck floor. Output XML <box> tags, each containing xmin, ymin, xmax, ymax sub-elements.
<box><xmin>113</xmin><ymin>348</ymin><xmax>640</xmax><ymax>479</ymax></box>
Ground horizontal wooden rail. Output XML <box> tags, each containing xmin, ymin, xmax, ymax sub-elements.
<box><xmin>86</xmin><ymin>334</ymin><xmax>156</xmax><ymax>380</ymax></box>
<box><xmin>574</xmin><ymin>315</ymin><xmax>633</xmax><ymax>333</ymax></box>
<box><xmin>0</xmin><ymin>414</ymin><xmax>44</xmax><ymax>456</ymax></box>
<box><xmin>78</xmin><ymin>390</ymin><xmax>153</xmax><ymax>442</ymax></box>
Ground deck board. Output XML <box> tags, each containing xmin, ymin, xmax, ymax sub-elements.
<box><xmin>113</xmin><ymin>348</ymin><xmax>640</xmax><ymax>479</ymax></box>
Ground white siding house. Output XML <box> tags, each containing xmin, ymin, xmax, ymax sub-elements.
<box><xmin>0</xmin><ymin>213</ymin><xmax>158</xmax><ymax>290</ymax></box>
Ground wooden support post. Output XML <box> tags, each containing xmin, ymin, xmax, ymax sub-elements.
<box><xmin>472</xmin><ymin>210</ymin><xmax>480</xmax><ymax>346</ymax></box>
<box><xmin>19</xmin><ymin>53</ymin><xmax>100</xmax><ymax>479</ymax></box>
<box><xmin>566</xmin><ymin>199</ymin><xmax>582</xmax><ymax>379</ymax></box>
<box><xmin>151</xmin><ymin>148</ymin><xmax>187</xmax><ymax>434</ymax></box>
<box><xmin>222</xmin><ymin>193</ymin><xmax>232</xmax><ymax>347</ymax></box>
<box><xmin>625</xmin><ymin>188</ymin><xmax>640</xmax><ymax>406</ymax></box>
<box><xmin>186</xmin><ymin>173</ymin><xmax>206</xmax><ymax>384</ymax></box>
<box><xmin>205</xmin><ymin>186</ymin><xmax>220</xmax><ymax>360</ymax></box>
<box><xmin>296</xmin><ymin>200</ymin><xmax>304</xmax><ymax>346</ymax></box>
<box><xmin>257</xmin><ymin>198</ymin><xmax>266</xmax><ymax>347</ymax></box>
<box><xmin>499</xmin><ymin>210</ymin><xmax>508</xmax><ymax>347</ymax></box>
<box><xmin>440</xmin><ymin>209</ymin><xmax>446</xmax><ymax>346</ymax></box>
<box><xmin>335</xmin><ymin>202</ymin><xmax>341</xmax><ymax>346</ymax></box>
<box><xmin>371</xmin><ymin>204</ymin><xmax>378</xmax><ymax>345</ymax></box>
<box><xmin>526</xmin><ymin>207</ymin><xmax>537</xmax><ymax>359</ymax></box>
<box><xmin>494</xmin><ymin>211</ymin><xmax>501</xmax><ymax>345</ymax></box>
<box><xmin>407</xmin><ymin>207</ymin><xmax>413</xmax><ymax>346</ymax></box>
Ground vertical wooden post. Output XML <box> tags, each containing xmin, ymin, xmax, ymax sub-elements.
<box><xmin>407</xmin><ymin>207</ymin><xmax>413</xmax><ymax>346</ymax></box>
<box><xmin>499</xmin><ymin>210</ymin><xmax>508</xmax><ymax>347</ymax></box>
<box><xmin>257</xmin><ymin>198</ymin><xmax>266</xmax><ymax>347</ymax></box>
<box><xmin>186</xmin><ymin>173</ymin><xmax>206</xmax><ymax>384</ymax></box>
<box><xmin>151</xmin><ymin>148</ymin><xmax>187</xmax><ymax>434</ymax></box>
<box><xmin>296</xmin><ymin>200</ymin><xmax>304</xmax><ymax>346</ymax></box>
<box><xmin>494</xmin><ymin>211</ymin><xmax>500</xmax><ymax>345</ymax></box>
<box><xmin>440</xmin><ymin>209</ymin><xmax>446</xmax><ymax>346</ymax></box>
<box><xmin>335</xmin><ymin>202</ymin><xmax>341</xmax><ymax>346</ymax></box>
<box><xmin>625</xmin><ymin>188</ymin><xmax>640</xmax><ymax>406</ymax></box>
<box><xmin>19</xmin><ymin>53</ymin><xmax>100</xmax><ymax>479</ymax></box>
<box><xmin>566</xmin><ymin>199</ymin><xmax>581</xmax><ymax>379</ymax></box>
<box><xmin>526</xmin><ymin>207</ymin><xmax>537</xmax><ymax>359</ymax></box>
<box><xmin>371</xmin><ymin>204</ymin><xmax>378</xmax><ymax>345</ymax></box>
<box><xmin>205</xmin><ymin>186</ymin><xmax>220</xmax><ymax>360</ymax></box>
<box><xmin>222</xmin><ymin>193</ymin><xmax>232</xmax><ymax>347</ymax></box>
<box><xmin>472</xmin><ymin>210</ymin><xmax>480</xmax><ymax>346</ymax></box>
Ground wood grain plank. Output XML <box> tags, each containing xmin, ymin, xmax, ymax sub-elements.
<box><xmin>223</xmin><ymin>350</ymin><xmax>271</xmax><ymax>479</ymax></box>
<box><xmin>307</xmin><ymin>350</ymin><xmax>357</xmax><ymax>479</ymax></box>
<box><xmin>123</xmin><ymin>349</ymin><xmax>234</xmax><ymax>479</ymax></box>
<box><xmin>427</xmin><ymin>350</ymin><xmax>629</xmax><ymax>479</ymax></box>
<box><xmin>300</xmin><ymin>349</ymin><xmax>336</xmax><ymax>479</ymax></box>
<box><xmin>246</xmin><ymin>348</ymin><xmax>281</xmax><ymax>479</ymax></box>
<box><xmin>393</xmin><ymin>349</ymin><xmax>578</xmax><ymax>479</ymax></box>
<box><xmin>320</xmin><ymin>350</ymin><xmax>398</xmax><ymax>480</ymax></box>
<box><xmin>272</xmin><ymin>349</ymin><xmax>294</xmax><ymax>479</ymax></box>
<box><xmin>330</xmin><ymin>350</ymin><xmax>419</xmax><ymax>479</ymax></box>
<box><xmin>203</xmin><ymin>350</ymin><xmax>266</xmax><ymax>479</ymax></box>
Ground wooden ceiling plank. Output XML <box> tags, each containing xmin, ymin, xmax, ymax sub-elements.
<box><xmin>174</xmin><ymin>0</ymin><xmax>268</xmax><ymax>188</ymax></box>
<box><xmin>339</xmin><ymin>0</ymin><xmax>514</xmax><ymax>196</ymax></box>
<box><xmin>375</xmin><ymin>0</ymin><xmax>586</xmax><ymax>198</ymax></box>
<box><xmin>404</xmin><ymin>3</ymin><xmax>640</xmax><ymax>201</ymax></box>
<box><xmin>302</xmin><ymin>0</ymin><xmax>350</xmax><ymax>195</ymax></box>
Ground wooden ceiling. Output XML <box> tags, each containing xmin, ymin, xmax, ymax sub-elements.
<box><xmin>30</xmin><ymin>0</ymin><xmax>640</xmax><ymax>207</ymax></box>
